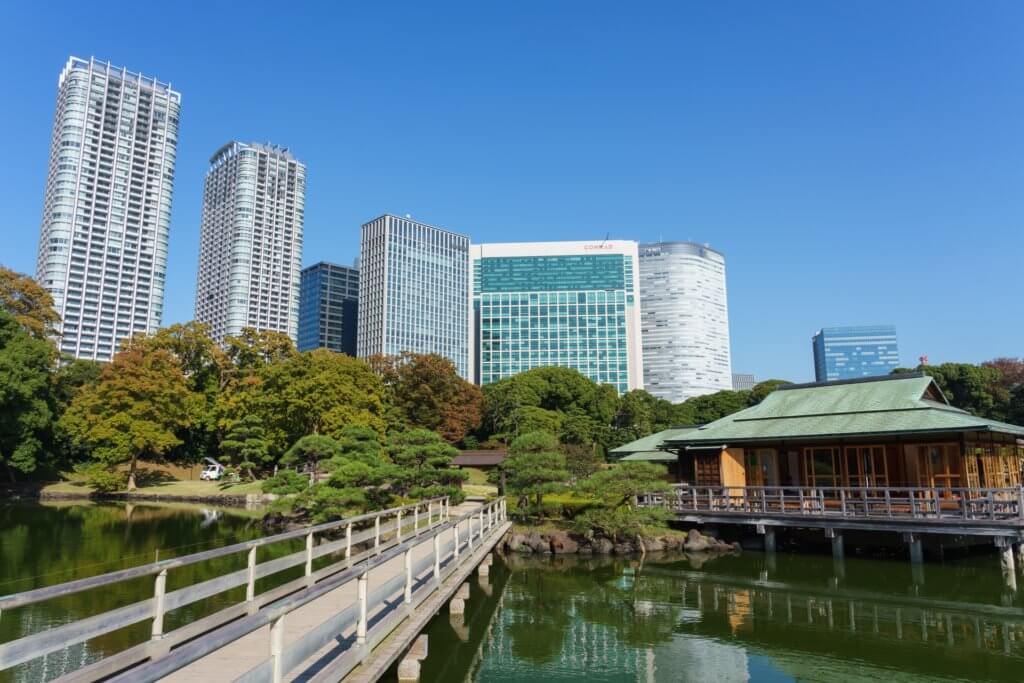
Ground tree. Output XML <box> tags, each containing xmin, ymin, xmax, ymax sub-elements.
<box><xmin>905</xmin><ymin>363</ymin><xmax>1009</xmax><ymax>420</ymax></box>
<box><xmin>575</xmin><ymin>462</ymin><xmax>673</xmax><ymax>542</ymax></box>
<box><xmin>748</xmin><ymin>379</ymin><xmax>791</xmax><ymax>405</ymax></box>
<box><xmin>562</xmin><ymin>442</ymin><xmax>603</xmax><ymax>481</ymax></box>
<box><xmin>369</xmin><ymin>353</ymin><xmax>483</xmax><ymax>443</ymax></box>
<box><xmin>51</xmin><ymin>358</ymin><xmax>103</xmax><ymax>467</ymax></box>
<box><xmin>221</xmin><ymin>414</ymin><xmax>270</xmax><ymax>480</ymax></box>
<box><xmin>60</xmin><ymin>348</ymin><xmax>194</xmax><ymax>490</ymax></box>
<box><xmin>684</xmin><ymin>389</ymin><xmax>752</xmax><ymax>424</ymax></box>
<box><xmin>983</xmin><ymin>358</ymin><xmax>1024</xmax><ymax>390</ymax></box>
<box><xmin>482</xmin><ymin>367</ymin><xmax>620</xmax><ymax>446</ymax></box>
<box><xmin>0</xmin><ymin>310</ymin><xmax>56</xmax><ymax>481</ymax></box>
<box><xmin>224</xmin><ymin>327</ymin><xmax>297</xmax><ymax>373</ymax></box>
<box><xmin>500</xmin><ymin>431</ymin><xmax>569</xmax><ymax>515</ymax></box>
<box><xmin>282</xmin><ymin>434</ymin><xmax>342</xmax><ymax>482</ymax></box>
<box><xmin>0</xmin><ymin>266</ymin><xmax>60</xmax><ymax>341</ymax></box>
<box><xmin>386</xmin><ymin>429</ymin><xmax>467</xmax><ymax>502</ymax></box>
<box><xmin>256</xmin><ymin>349</ymin><xmax>387</xmax><ymax>459</ymax></box>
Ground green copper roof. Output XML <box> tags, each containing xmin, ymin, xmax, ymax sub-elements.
<box><xmin>610</xmin><ymin>427</ymin><xmax>698</xmax><ymax>460</ymax></box>
<box><xmin>662</xmin><ymin>373</ymin><xmax>1024</xmax><ymax>446</ymax></box>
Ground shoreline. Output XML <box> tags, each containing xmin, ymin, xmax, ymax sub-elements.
<box><xmin>3</xmin><ymin>486</ymin><xmax>276</xmax><ymax>509</ymax></box>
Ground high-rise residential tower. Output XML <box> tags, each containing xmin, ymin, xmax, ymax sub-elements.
<box><xmin>812</xmin><ymin>325</ymin><xmax>900</xmax><ymax>382</ymax></box>
<box><xmin>194</xmin><ymin>142</ymin><xmax>305</xmax><ymax>342</ymax></box>
<box><xmin>638</xmin><ymin>242</ymin><xmax>732</xmax><ymax>402</ymax></box>
<box><xmin>356</xmin><ymin>214</ymin><xmax>469</xmax><ymax>377</ymax></box>
<box><xmin>298</xmin><ymin>261</ymin><xmax>359</xmax><ymax>354</ymax></box>
<box><xmin>35</xmin><ymin>57</ymin><xmax>181</xmax><ymax>361</ymax></box>
<box><xmin>470</xmin><ymin>241</ymin><xmax>644</xmax><ymax>394</ymax></box>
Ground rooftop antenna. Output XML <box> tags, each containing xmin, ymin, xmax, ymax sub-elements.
<box><xmin>600</xmin><ymin>231</ymin><xmax>610</xmax><ymax>246</ymax></box>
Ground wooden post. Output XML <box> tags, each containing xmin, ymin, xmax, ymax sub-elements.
<box><xmin>151</xmin><ymin>569</ymin><xmax>167</xmax><ymax>639</ymax></box>
<box><xmin>374</xmin><ymin>516</ymin><xmax>381</xmax><ymax>555</ymax></box>
<box><xmin>270</xmin><ymin>613</ymin><xmax>286</xmax><ymax>683</ymax></box>
<box><xmin>345</xmin><ymin>523</ymin><xmax>353</xmax><ymax>564</ymax></box>
<box><xmin>305</xmin><ymin>531</ymin><xmax>315</xmax><ymax>581</ymax></box>
<box><xmin>357</xmin><ymin>573</ymin><xmax>368</xmax><ymax>645</ymax></box>
<box><xmin>414</xmin><ymin>505</ymin><xmax>420</xmax><ymax>534</ymax></box>
<box><xmin>404</xmin><ymin>548</ymin><xmax>413</xmax><ymax>605</ymax></box>
<box><xmin>428</xmin><ymin>502</ymin><xmax>434</xmax><ymax>526</ymax></box>
<box><xmin>396</xmin><ymin>510</ymin><xmax>403</xmax><ymax>542</ymax></box>
<box><xmin>454</xmin><ymin>524</ymin><xmax>460</xmax><ymax>560</ymax></box>
<box><xmin>246</xmin><ymin>546</ymin><xmax>257</xmax><ymax>603</ymax></box>
<box><xmin>479</xmin><ymin>510</ymin><xmax>485</xmax><ymax>538</ymax></box>
<box><xmin>468</xmin><ymin>516</ymin><xmax>475</xmax><ymax>551</ymax></box>
<box><xmin>433</xmin><ymin>533</ymin><xmax>441</xmax><ymax>583</ymax></box>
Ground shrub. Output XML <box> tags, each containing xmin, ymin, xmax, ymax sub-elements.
<box><xmin>262</xmin><ymin>469</ymin><xmax>309</xmax><ymax>495</ymax></box>
<box><xmin>74</xmin><ymin>462</ymin><xmax>126</xmax><ymax>493</ymax></box>
<box><xmin>573</xmin><ymin>506</ymin><xmax>672</xmax><ymax>542</ymax></box>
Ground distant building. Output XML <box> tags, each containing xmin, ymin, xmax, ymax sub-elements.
<box><xmin>36</xmin><ymin>57</ymin><xmax>181</xmax><ymax>361</ymax></box>
<box><xmin>356</xmin><ymin>214</ymin><xmax>470</xmax><ymax>378</ymax></box>
<box><xmin>638</xmin><ymin>242</ymin><xmax>732</xmax><ymax>403</ymax></box>
<box><xmin>732</xmin><ymin>373</ymin><xmax>756</xmax><ymax>391</ymax></box>
<box><xmin>470</xmin><ymin>240</ymin><xmax>643</xmax><ymax>394</ymax></box>
<box><xmin>812</xmin><ymin>325</ymin><xmax>899</xmax><ymax>382</ymax></box>
<box><xmin>298</xmin><ymin>262</ymin><xmax>359</xmax><ymax>354</ymax></box>
<box><xmin>195</xmin><ymin>142</ymin><xmax>305</xmax><ymax>342</ymax></box>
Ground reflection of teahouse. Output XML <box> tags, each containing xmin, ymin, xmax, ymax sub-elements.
<box><xmin>618</xmin><ymin>373</ymin><xmax>1024</xmax><ymax>492</ymax></box>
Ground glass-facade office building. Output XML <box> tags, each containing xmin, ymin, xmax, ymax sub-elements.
<box><xmin>35</xmin><ymin>57</ymin><xmax>180</xmax><ymax>361</ymax></box>
<box><xmin>812</xmin><ymin>325</ymin><xmax>900</xmax><ymax>382</ymax></box>
<box><xmin>638</xmin><ymin>241</ymin><xmax>732</xmax><ymax>402</ymax></box>
<box><xmin>357</xmin><ymin>215</ymin><xmax>470</xmax><ymax>378</ymax></box>
<box><xmin>298</xmin><ymin>262</ymin><xmax>359</xmax><ymax>354</ymax></box>
<box><xmin>470</xmin><ymin>241</ymin><xmax>643</xmax><ymax>394</ymax></box>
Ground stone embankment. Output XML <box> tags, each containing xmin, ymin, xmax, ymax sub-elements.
<box><xmin>503</xmin><ymin>527</ymin><xmax>739</xmax><ymax>556</ymax></box>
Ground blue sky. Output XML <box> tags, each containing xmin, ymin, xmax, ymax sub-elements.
<box><xmin>2</xmin><ymin>1</ymin><xmax>1022</xmax><ymax>382</ymax></box>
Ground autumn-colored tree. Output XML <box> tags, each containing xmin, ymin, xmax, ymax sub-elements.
<box><xmin>0</xmin><ymin>266</ymin><xmax>61</xmax><ymax>341</ymax></box>
<box><xmin>368</xmin><ymin>353</ymin><xmax>483</xmax><ymax>443</ymax></box>
<box><xmin>60</xmin><ymin>347</ymin><xmax>194</xmax><ymax>489</ymax></box>
<box><xmin>257</xmin><ymin>349</ymin><xmax>387</xmax><ymax>458</ymax></box>
<box><xmin>224</xmin><ymin>328</ymin><xmax>297</xmax><ymax>373</ymax></box>
<box><xmin>983</xmin><ymin>358</ymin><xmax>1024</xmax><ymax>389</ymax></box>
<box><xmin>0</xmin><ymin>310</ymin><xmax>56</xmax><ymax>481</ymax></box>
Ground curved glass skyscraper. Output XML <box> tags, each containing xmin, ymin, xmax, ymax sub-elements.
<box><xmin>638</xmin><ymin>241</ymin><xmax>732</xmax><ymax>402</ymax></box>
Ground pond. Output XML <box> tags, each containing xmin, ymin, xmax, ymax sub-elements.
<box><xmin>0</xmin><ymin>500</ymin><xmax>275</xmax><ymax>683</ymax></box>
<box><xmin>406</xmin><ymin>549</ymin><xmax>1024</xmax><ymax>682</ymax></box>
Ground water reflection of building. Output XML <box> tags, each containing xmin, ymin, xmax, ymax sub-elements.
<box><xmin>652</xmin><ymin>636</ymin><xmax>749</xmax><ymax>683</ymax></box>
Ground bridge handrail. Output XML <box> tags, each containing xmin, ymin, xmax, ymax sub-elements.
<box><xmin>0</xmin><ymin>496</ymin><xmax>448</xmax><ymax>611</ymax></box>
<box><xmin>638</xmin><ymin>484</ymin><xmax>1024</xmax><ymax>521</ymax></box>
<box><xmin>108</xmin><ymin>497</ymin><xmax>507</xmax><ymax>683</ymax></box>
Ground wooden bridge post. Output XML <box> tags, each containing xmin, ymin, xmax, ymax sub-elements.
<box><xmin>396</xmin><ymin>510</ymin><xmax>403</xmax><ymax>542</ymax></box>
<box><xmin>414</xmin><ymin>505</ymin><xmax>420</xmax><ymax>534</ymax></box>
<box><xmin>433</xmin><ymin>533</ymin><xmax>442</xmax><ymax>583</ymax></box>
<box><xmin>478</xmin><ymin>510</ymin><xmax>485</xmax><ymax>537</ymax></box>
<box><xmin>345</xmin><ymin>523</ymin><xmax>353</xmax><ymax>565</ymax></box>
<box><xmin>246</xmin><ymin>546</ymin><xmax>257</xmax><ymax>604</ymax></box>
<box><xmin>270</xmin><ymin>613</ymin><xmax>285</xmax><ymax>683</ymax></box>
<box><xmin>453</xmin><ymin>524</ymin><xmax>460</xmax><ymax>560</ymax></box>
<box><xmin>357</xmin><ymin>572</ymin><xmax>369</xmax><ymax>645</ymax></box>
<box><xmin>467</xmin><ymin>516</ymin><xmax>475</xmax><ymax>551</ymax></box>
<box><xmin>151</xmin><ymin>569</ymin><xmax>167</xmax><ymax>640</ymax></box>
<box><xmin>305</xmin><ymin>531</ymin><xmax>315</xmax><ymax>582</ymax></box>
<box><xmin>404</xmin><ymin>548</ymin><xmax>413</xmax><ymax>605</ymax></box>
<box><xmin>428</xmin><ymin>502</ymin><xmax>434</xmax><ymax>526</ymax></box>
<box><xmin>374</xmin><ymin>516</ymin><xmax>381</xmax><ymax>554</ymax></box>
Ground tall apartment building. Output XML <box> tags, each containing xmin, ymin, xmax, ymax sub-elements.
<box><xmin>356</xmin><ymin>215</ymin><xmax>469</xmax><ymax>377</ymax></box>
<box><xmin>638</xmin><ymin>242</ymin><xmax>732</xmax><ymax>402</ymax></box>
<box><xmin>732</xmin><ymin>373</ymin><xmax>756</xmax><ymax>391</ymax></box>
<box><xmin>812</xmin><ymin>325</ymin><xmax>900</xmax><ymax>382</ymax></box>
<box><xmin>470</xmin><ymin>241</ymin><xmax>643</xmax><ymax>394</ymax></box>
<box><xmin>298</xmin><ymin>261</ymin><xmax>359</xmax><ymax>354</ymax></box>
<box><xmin>194</xmin><ymin>142</ymin><xmax>305</xmax><ymax>342</ymax></box>
<box><xmin>35</xmin><ymin>57</ymin><xmax>180</xmax><ymax>361</ymax></box>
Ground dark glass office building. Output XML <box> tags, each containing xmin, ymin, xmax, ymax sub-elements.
<box><xmin>812</xmin><ymin>325</ymin><xmax>900</xmax><ymax>382</ymax></box>
<box><xmin>298</xmin><ymin>262</ymin><xmax>359</xmax><ymax>354</ymax></box>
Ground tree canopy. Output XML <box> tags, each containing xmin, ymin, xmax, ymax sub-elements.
<box><xmin>0</xmin><ymin>310</ymin><xmax>56</xmax><ymax>480</ymax></box>
<box><xmin>0</xmin><ymin>266</ymin><xmax>61</xmax><ymax>341</ymax></box>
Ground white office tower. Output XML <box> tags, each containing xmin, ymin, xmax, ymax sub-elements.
<box><xmin>194</xmin><ymin>142</ymin><xmax>305</xmax><ymax>342</ymax></box>
<box><xmin>638</xmin><ymin>242</ymin><xmax>732</xmax><ymax>402</ymax></box>
<box><xmin>357</xmin><ymin>215</ymin><xmax>470</xmax><ymax>378</ymax></box>
<box><xmin>35</xmin><ymin>57</ymin><xmax>181</xmax><ymax>361</ymax></box>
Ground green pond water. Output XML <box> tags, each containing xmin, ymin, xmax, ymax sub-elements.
<box><xmin>3</xmin><ymin>502</ymin><xmax>1024</xmax><ymax>682</ymax></box>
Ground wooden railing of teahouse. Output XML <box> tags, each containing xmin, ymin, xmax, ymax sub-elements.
<box><xmin>0</xmin><ymin>496</ymin><xmax>508</xmax><ymax>682</ymax></box>
<box><xmin>638</xmin><ymin>485</ymin><xmax>1024</xmax><ymax>522</ymax></box>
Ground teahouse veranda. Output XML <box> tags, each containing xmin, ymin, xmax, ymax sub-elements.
<box><xmin>613</xmin><ymin>373</ymin><xmax>1024</xmax><ymax>496</ymax></box>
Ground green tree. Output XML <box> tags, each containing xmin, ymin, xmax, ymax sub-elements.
<box><xmin>0</xmin><ymin>266</ymin><xmax>60</xmax><ymax>341</ymax></box>
<box><xmin>224</xmin><ymin>327</ymin><xmax>297</xmax><ymax>373</ymax></box>
<box><xmin>0</xmin><ymin>310</ymin><xmax>56</xmax><ymax>481</ymax></box>
<box><xmin>386</xmin><ymin>429</ymin><xmax>467</xmax><ymax>502</ymax></box>
<box><xmin>748</xmin><ymin>379</ymin><xmax>791</xmax><ymax>405</ymax></box>
<box><xmin>282</xmin><ymin>434</ymin><xmax>342</xmax><ymax>482</ymax></box>
<box><xmin>256</xmin><ymin>349</ymin><xmax>387</xmax><ymax>460</ymax></box>
<box><xmin>683</xmin><ymin>389</ymin><xmax>752</xmax><ymax>424</ymax></box>
<box><xmin>220</xmin><ymin>414</ymin><xmax>270</xmax><ymax>479</ymax></box>
<box><xmin>369</xmin><ymin>353</ymin><xmax>483</xmax><ymax>443</ymax></box>
<box><xmin>575</xmin><ymin>462</ymin><xmax>673</xmax><ymax>541</ymax></box>
<box><xmin>299</xmin><ymin>426</ymin><xmax>395</xmax><ymax>521</ymax></box>
<box><xmin>901</xmin><ymin>363</ymin><xmax>1009</xmax><ymax>420</ymax></box>
<box><xmin>500</xmin><ymin>431</ymin><xmax>569</xmax><ymax>515</ymax></box>
<box><xmin>51</xmin><ymin>358</ymin><xmax>103</xmax><ymax>467</ymax></box>
<box><xmin>60</xmin><ymin>348</ymin><xmax>194</xmax><ymax>490</ymax></box>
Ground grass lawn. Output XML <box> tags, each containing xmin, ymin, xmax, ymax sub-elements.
<box><xmin>42</xmin><ymin>475</ymin><xmax>265</xmax><ymax>498</ymax></box>
<box><xmin>460</xmin><ymin>466</ymin><xmax>498</xmax><ymax>497</ymax></box>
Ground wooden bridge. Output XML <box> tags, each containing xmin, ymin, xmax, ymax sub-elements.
<box><xmin>0</xmin><ymin>496</ymin><xmax>509</xmax><ymax>682</ymax></box>
<box><xmin>640</xmin><ymin>484</ymin><xmax>1024</xmax><ymax>585</ymax></box>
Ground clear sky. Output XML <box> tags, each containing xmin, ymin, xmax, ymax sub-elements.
<box><xmin>2</xmin><ymin>1</ymin><xmax>1022</xmax><ymax>383</ymax></box>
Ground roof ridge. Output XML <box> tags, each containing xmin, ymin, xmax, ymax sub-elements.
<box><xmin>729</xmin><ymin>405</ymin><xmax>934</xmax><ymax>424</ymax></box>
<box><xmin>775</xmin><ymin>372</ymin><xmax>928</xmax><ymax>391</ymax></box>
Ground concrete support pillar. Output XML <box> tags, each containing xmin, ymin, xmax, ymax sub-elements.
<box><xmin>1015</xmin><ymin>542</ymin><xmax>1024</xmax><ymax>569</ymax></box>
<box><xmin>397</xmin><ymin>635</ymin><xmax>428</xmax><ymax>683</ymax></box>
<box><xmin>825</xmin><ymin>528</ymin><xmax>844</xmax><ymax>562</ymax></box>
<box><xmin>756</xmin><ymin>524</ymin><xmax>776</xmax><ymax>553</ymax></box>
<box><xmin>998</xmin><ymin>538</ymin><xmax>1017</xmax><ymax>592</ymax></box>
<box><xmin>904</xmin><ymin>533</ymin><xmax>924</xmax><ymax>586</ymax></box>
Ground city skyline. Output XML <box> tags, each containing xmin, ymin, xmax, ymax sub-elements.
<box><xmin>5</xmin><ymin>3</ymin><xmax>1023</xmax><ymax>380</ymax></box>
